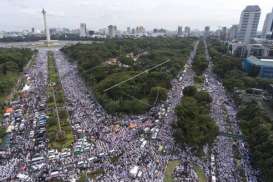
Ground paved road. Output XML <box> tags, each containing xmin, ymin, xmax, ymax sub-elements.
<box><xmin>203</xmin><ymin>40</ymin><xmax>257</xmax><ymax>182</ymax></box>
<box><xmin>0</xmin><ymin>40</ymin><xmax>257</xmax><ymax>181</ymax></box>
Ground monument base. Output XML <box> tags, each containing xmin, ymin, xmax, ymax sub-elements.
<box><xmin>38</xmin><ymin>40</ymin><xmax>60</xmax><ymax>47</ymax></box>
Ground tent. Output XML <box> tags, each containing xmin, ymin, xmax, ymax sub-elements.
<box><xmin>128</xmin><ymin>123</ymin><xmax>137</xmax><ymax>129</ymax></box>
<box><xmin>22</xmin><ymin>84</ymin><xmax>30</xmax><ymax>92</ymax></box>
<box><xmin>5</xmin><ymin>108</ymin><xmax>13</xmax><ymax>114</ymax></box>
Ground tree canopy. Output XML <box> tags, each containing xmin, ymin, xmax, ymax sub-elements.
<box><xmin>173</xmin><ymin>86</ymin><xmax>218</xmax><ymax>152</ymax></box>
<box><xmin>62</xmin><ymin>37</ymin><xmax>195</xmax><ymax>114</ymax></box>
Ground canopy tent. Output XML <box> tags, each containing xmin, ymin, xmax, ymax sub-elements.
<box><xmin>5</xmin><ymin>108</ymin><xmax>13</xmax><ymax>114</ymax></box>
<box><xmin>22</xmin><ymin>84</ymin><xmax>30</xmax><ymax>92</ymax></box>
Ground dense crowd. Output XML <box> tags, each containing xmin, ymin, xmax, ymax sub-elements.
<box><xmin>203</xmin><ymin>40</ymin><xmax>257</xmax><ymax>182</ymax></box>
<box><xmin>0</xmin><ymin>40</ymin><xmax>257</xmax><ymax>182</ymax></box>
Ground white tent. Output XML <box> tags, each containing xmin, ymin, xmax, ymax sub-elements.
<box><xmin>22</xmin><ymin>84</ymin><xmax>30</xmax><ymax>92</ymax></box>
<box><xmin>129</xmin><ymin>166</ymin><xmax>139</xmax><ymax>178</ymax></box>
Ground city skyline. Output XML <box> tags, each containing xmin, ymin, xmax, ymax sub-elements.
<box><xmin>1</xmin><ymin>0</ymin><xmax>272</xmax><ymax>31</ymax></box>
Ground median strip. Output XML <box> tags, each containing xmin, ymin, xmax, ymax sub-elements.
<box><xmin>46</xmin><ymin>51</ymin><xmax>74</xmax><ymax>151</ymax></box>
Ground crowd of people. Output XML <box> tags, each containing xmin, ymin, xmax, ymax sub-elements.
<box><xmin>0</xmin><ymin>39</ymin><xmax>256</xmax><ymax>182</ymax></box>
<box><xmin>203</xmin><ymin>40</ymin><xmax>257</xmax><ymax>182</ymax></box>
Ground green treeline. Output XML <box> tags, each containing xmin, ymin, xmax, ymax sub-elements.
<box><xmin>62</xmin><ymin>37</ymin><xmax>195</xmax><ymax>114</ymax></box>
<box><xmin>0</xmin><ymin>48</ymin><xmax>33</xmax><ymax>98</ymax></box>
<box><xmin>238</xmin><ymin>102</ymin><xmax>273</xmax><ymax>182</ymax></box>
<box><xmin>208</xmin><ymin>39</ymin><xmax>273</xmax><ymax>181</ymax></box>
<box><xmin>0</xmin><ymin>48</ymin><xmax>33</xmax><ymax>142</ymax></box>
<box><xmin>208</xmin><ymin>40</ymin><xmax>272</xmax><ymax>91</ymax></box>
<box><xmin>0</xmin><ymin>48</ymin><xmax>33</xmax><ymax>112</ymax></box>
<box><xmin>173</xmin><ymin>86</ymin><xmax>218</xmax><ymax>152</ymax></box>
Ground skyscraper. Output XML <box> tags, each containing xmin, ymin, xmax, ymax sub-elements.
<box><xmin>177</xmin><ymin>26</ymin><xmax>183</xmax><ymax>36</ymax></box>
<box><xmin>262</xmin><ymin>8</ymin><xmax>273</xmax><ymax>38</ymax></box>
<box><xmin>184</xmin><ymin>26</ymin><xmax>191</xmax><ymax>37</ymax></box>
<box><xmin>136</xmin><ymin>26</ymin><xmax>145</xmax><ymax>34</ymax></box>
<box><xmin>108</xmin><ymin>25</ymin><xmax>117</xmax><ymax>38</ymax></box>
<box><xmin>80</xmin><ymin>23</ymin><xmax>87</xmax><ymax>37</ymax></box>
<box><xmin>228</xmin><ymin>25</ymin><xmax>239</xmax><ymax>41</ymax></box>
<box><xmin>127</xmin><ymin>27</ymin><xmax>131</xmax><ymax>34</ymax></box>
<box><xmin>237</xmin><ymin>5</ymin><xmax>261</xmax><ymax>44</ymax></box>
<box><xmin>204</xmin><ymin>26</ymin><xmax>210</xmax><ymax>38</ymax></box>
<box><xmin>220</xmin><ymin>26</ymin><xmax>227</xmax><ymax>41</ymax></box>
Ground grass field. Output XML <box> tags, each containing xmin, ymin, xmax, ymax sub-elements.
<box><xmin>164</xmin><ymin>160</ymin><xmax>180</xmax><ymax>182</ymax></box>
<box><xmin>46</xmin><ymin>52</ymin><xmax>74</xmax><ymax>151</ymax></box>
<box><xmin>193</xmin><ymin>164</ymin><xmax>207</xmax><ymax>182</ymax></box>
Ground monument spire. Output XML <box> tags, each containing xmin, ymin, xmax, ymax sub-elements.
<box><xmin>42</xmin><ymin>8</ymin><xmax>51</xmax><ymax>43</ymax></box>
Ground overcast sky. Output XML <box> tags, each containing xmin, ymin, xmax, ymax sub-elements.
<box><xmin>1</xmin><ymin>0</ymin><xmax>272</xmax><ymax>31</ymax></box>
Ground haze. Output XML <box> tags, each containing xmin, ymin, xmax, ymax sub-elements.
<box><xmin>1</xmin><ymin>0</ymin><xmax>272</xmax><ymax>31</ymax></box>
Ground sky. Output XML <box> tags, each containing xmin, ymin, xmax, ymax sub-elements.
<box><xmin>0</xmin><ymin>0</ymin><xmax>272</xmax><ymax>31</ymax></box>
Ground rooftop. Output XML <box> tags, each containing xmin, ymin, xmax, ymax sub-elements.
<box><xmin>246</xmin><ymin>56</ymin><xmax>273</xmax><ymax>67</ymax></box>
<box><xmin>244</xmin><ymin>5</ymin><xmax>261</xmax><ymax>12</ymax></box>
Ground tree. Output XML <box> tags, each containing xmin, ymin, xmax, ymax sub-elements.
<box><xmin>150</xmin><ymin>86</ymin><xmax>168</xmax><ymax>103</ymax></box>
<box><xmin>183</xmin><ymin>86</ymin><xmax>197</xmax><ymax>97</ymax></box>
<box><xmin>61</xmin><ymin>37</ymin><xmax>195</xmax><ymax>114</ymax></box>
<box><xmin>0</xmin><ymin>127</ymin><xmax>6</xmax><ymax>138</ymax></box>
<box><xmin>174</xmin><ymin>90</ymin><xmax>218</xmax><ymax>152</ymax></box>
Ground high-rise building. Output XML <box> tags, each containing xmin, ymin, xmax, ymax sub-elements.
<box><xmin>220</xmin><ymin>26</ymin><xmax>228</xmax><ymax>41</ymax></box>
<box><xmin>136</xmin><ymin>26</ymin><xmax>145</xmax><ymax>34</ymax></box>
<box><xmin>127</xmin><ymin>27</ymin><xmax>131</xmax><ymax>34</ymax></box>
<box><xmin>80</xmin><ymin>23</ymin><xmax>87</xmax><ymax>37</ymax></box>
<box><xmin>262</xmin><ymin>8</ymin><xmax>273</xmax><ymax>39</ymax></box>
<box><xmin>204</xmin><ymin>26</ymin><xmax>210</xmax><ymax>37</ymax></box>
<box><xmin>228</xmin><ymin>25</ymin><xmax>239</xmax><ymax>41</ymax></box>
<box><xmin>49</xmin><ymin>28</ymin><xmax>57</xmax><ymax>35</ymax></box>
<box><xmin>177</xmin><ymin>26</ymin><xmax>183</xmax><ymax>36</ymax></box>
<box><xmin>237</xmin><ymin>5</ymin><xmax>261</xmax><ymax>44</ymax></box>
<box><xmin>132</xmin><ymin>28</ymin><xmax>136</xmax><ymax>35</ymax></box>
<box><xmin>184</xmin><ymin>26</ymin><xmax>191</xmax><ymax>37</ymax></box>
<box><xmin>108</xmin><ymin>25</ymin><xmax>117</xmax><ymax>38</ymax></box>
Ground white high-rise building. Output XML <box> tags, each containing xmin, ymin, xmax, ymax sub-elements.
<box><xmin>262</xmin><ymin>8</ymin><xmax>273</xmax><ymax>38</ymax></box>
<box><xmin>237</xmin><ymin>5</ymin><xmax>261</xmax><ymax>44</ymax></box>
<box><xmin>80</xmin><ymin>23</ymin><xmax>87</xmax><ymax>37</ymax></box>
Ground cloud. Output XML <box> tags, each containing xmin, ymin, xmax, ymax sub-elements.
<box><xmin>48</xmin><ymin>11</ymin><xmax>65</xmax><ymax>17</ymax></box>
<box><xmin>0</xmin><ymin>0</ymin><xmax>272</xmax><ymax>31</ymax></box>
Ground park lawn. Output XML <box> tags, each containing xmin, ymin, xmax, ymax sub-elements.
<box><xmin>46</xmin><ymin>52</ymin><xmax>74</xmax><ymax>151</ymax></box>
<box><xmin>164</xmin><ymin>160</ymin><xmax>180</xmax><ymax>182</ymax></box>
<box><xmin>193</xmin><ymin>164</ymin><xmax>207</xmax><ymax>182</ymax></box>
<box><xmin>87</xmin><ymin>169</ymin><xmax>105</xmax><ymax>180</ymax></box>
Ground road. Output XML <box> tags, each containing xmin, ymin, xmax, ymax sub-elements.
<box><xmin>48</xmin><ymin>41</ymin><xmax>201</xmax><ymax>181</ymax></box>
<box><xmin>0</xmin><ymin>40</ymin><xmax>257</xmax><ymax>181</ymax></box>
<box><xmin>203</xmin><ymin>40</ymin><xmax>257</xmax><ymax>182</ymax></box>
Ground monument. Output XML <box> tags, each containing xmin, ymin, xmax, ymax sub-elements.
<box><xmin>42</xmin><ymin>9</ymin><xmax>51</xmax><ymax>45</ymax></box>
